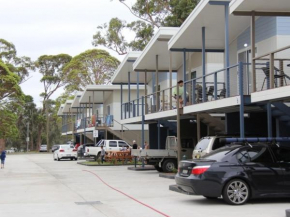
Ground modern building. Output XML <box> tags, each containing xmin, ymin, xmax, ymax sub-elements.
<box><xmin>118</xmin><ymin>0</ymin><xmax>290</xmax><ymax>161</ymax></box>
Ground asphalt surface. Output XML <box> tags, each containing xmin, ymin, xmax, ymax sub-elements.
<box><xmin>0</xmin><ymin>154</ymin><xmax>289</xmax><ymax>217</ymax></box>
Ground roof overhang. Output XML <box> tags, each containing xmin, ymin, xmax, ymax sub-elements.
<box><xmin>71</xmin><ymin>91</ymin><xmax>83</xmax><ymax>108</ymax></box>
<box><xmin>168</xmin><ymin>0</ymin><xmax>250</xmax><ymax>50</ymax></box>
<box><xmin>111</xmin><ymin>51</ymin><xmax>145</xmax><ymax>84</ymax></box>
<box><xmin>62</xmin><ymin>100</ymin><xmax>78</xmax><ymax>113</ymax></box>
<box><xmin>57</xmin><ymin>104</ymin><xmax>65</xmax><ymax>116</ymax></box>
<box><xmin>79</xmin><ymin>85</ymin><xmax>144</xmax><ymax>104</ymax></box>
<box><xmin>133</xmin><ymin>27</ymin><xmax>182</xmax><ymax>72</ymax></box>
<box><xmin>230</xmin><ymin>0</ymin><xmax>290</xmax><ymax>16</ymax></box>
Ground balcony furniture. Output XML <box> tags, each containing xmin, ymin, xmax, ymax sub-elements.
<box><xmin>206</xmin><ymin>86</ymin><xmax>214</xmax><ymax>101</ymax></box>
<box><xmin>217</xmin><ymin>88</ymin><xmax>226</xmax><ymax>99</ymax></box>
<box><xmin>261</xmin><ymin>66</ymin><xmax>289</xmax><ymax>90</ymax></box>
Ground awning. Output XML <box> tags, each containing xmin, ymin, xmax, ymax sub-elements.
<box><xmin>168</xmin><ymin>0</ymin><xmax>249</xmax><ymax>50</ymax></box>
<box><xmin>133</xmin><ymin>27</ymin><xmax>182</xmax><ymax>73</ymax></box>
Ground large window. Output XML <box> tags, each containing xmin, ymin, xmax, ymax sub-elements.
<box><xmin>109</xmin><ymin>141</ymin><xmax>117</xmax><ymax>147</ymax></box>
<box><xmin>119</xmin><ymin>141</ymin><xmax>129</xmax><ymax>148</ymax></box>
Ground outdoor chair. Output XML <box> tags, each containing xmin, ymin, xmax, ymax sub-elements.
<box><xmin>217</xmin><ymin>88</ymin><xmax>226</xmax><ymax>99</ymax></box>
<box><xmin>260</xmin><ymin>66</ymin><xmax>289</xmax><ymax>90</ymax></box>
<box><xmin>206</xmin><ymin>86</ymin><xmax>214</xmax><ymax>101</ymax></box>
<box><xmin>196</xmin><ymin>86</ymin><xmax>203</xmax><ymax>103</ymax></box>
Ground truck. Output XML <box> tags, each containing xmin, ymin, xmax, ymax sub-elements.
<box><xmin>131</xmin><ymin>136</ymin><xmax>194</xmax><ymax>173</ymax></box>
<box><xmin>85</xmin><ymin>140</ymin><xmax>132</xmax><ymax>160</ymax></box>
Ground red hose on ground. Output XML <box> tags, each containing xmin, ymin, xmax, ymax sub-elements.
<box><xmin>83</xmin><ymin>170</ymin><xmax>170</xmax><ymax>217</ymax></box>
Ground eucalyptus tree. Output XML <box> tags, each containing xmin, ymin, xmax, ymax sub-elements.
<box><xmin>36</xmin><ymin>54</ymin><xmax>72</xmax><ymax>149</ymax></box>
<box><xmin>93</xmin><ymin>0</ymin><xmax>200</xmax><ymax>55</ymax></box>
<box><xmin>63</xmin><ymin>49</ymin><xmax>120</xmax><ymax>93</ymax></box>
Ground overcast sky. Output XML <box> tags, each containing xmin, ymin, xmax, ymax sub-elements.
<box><xmin>0</xmin><ymin>0</ymin><xmax>137</xmax><ymax>107</ymax></box>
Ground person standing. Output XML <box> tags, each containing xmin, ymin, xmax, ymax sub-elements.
<box><xmin>144</xmin><ymin>141</ymin><xmax>149</xmax><ymax>150</ymax></box>
<box><xmin>1</xmin><ymin>150</ymin><xmax>6</xmax><ymax>169</ymax></box>
<box><xmin>100</xmin><ymin>145</ymin><xmax>105</xmax><ymax>164</ymax></box>
<box><xmin>132</xmin><ymin>140</ymin><xmax>138</xmax><ymax>149</ymax></box>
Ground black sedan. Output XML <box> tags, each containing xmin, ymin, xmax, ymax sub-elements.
<box><xmin>176</xmin><ymin>143</ymin><xmax>290</xmax><ymax>205</ymax></box>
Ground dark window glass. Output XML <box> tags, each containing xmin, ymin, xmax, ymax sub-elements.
<box><xmin>212</xmin><ymin>138</ymin><xmax>224</xmax><ymax>150</ymax></box>
<box><xmin>237</xmin><ymin>147</ymin><xmax>273</xmax><ymax>163</ymax></box>
<box><xmin>271</xmin><ymin>146</ymin><xmax>290</xmax><ymax>163</ymax></box>
<box><xmin>181</xmin><ymin>138</ymin><xmax>194</xmax><ymax>149</ymax></box>
<box><xmin>203</xmin><ymin>146</ymin><xmax>239</xmax><ymax>161</ymax></box>
<box><xmin>195</xmin><ymin>138</ymin><xmax>211</xmax><ymax>151</ymax></box>
<box><xmin>119</xmin><ymin>141</ymin><xmax>128</xmax><ymax>148</ymax></box>
<box><xmin>109</xmin><ymin>141</ymin><xmax>117</xmax><ymax>147</ymax></box>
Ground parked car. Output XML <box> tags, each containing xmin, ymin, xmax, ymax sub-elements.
<box><xmin>53</xmin><ymin>144</ymin><xmax>77</xmax><ymax>161</ymax></box>
<box><xmin>39</xmin><ymin>144</ymin><xmax>47</xmax><ymax>152</ymax></box>
<box><xmin>51</xmin><ymin>145</ymin><xmax>59</xmax><ymax>153</ymax></box>
<box><xmin>85</xmin><ymin>140</ymin><xmax>131</xmax><ymax>161</ymax></box>
<box><xmin>176</xmin><ymin>143</ymin><xmax>290</xmax><ymax>205</ymax></box>
<box><xmin>6</xmin><ymin>149</ymin><xmax>15</xmax><ymax>154</ymax></box>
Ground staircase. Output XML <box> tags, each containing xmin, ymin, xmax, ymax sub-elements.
<box><xmin>159</xmin><ymin>120</ymin><xmax>177</xmax><ymax>135</ymax></box>
<box><xmin>260</xmin><ymin>102</ymin><xmax>290</xmax><ymax>126</ymax></box>
<box><xmin>199</xmin><ymin>113</ymin><xmax>225</xmax><ymax>134</ymax></box>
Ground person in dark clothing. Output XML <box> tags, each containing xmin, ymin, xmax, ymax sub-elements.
<box><xmin>132</xmin><ymin>140</ymin><xmax>138</xmax><ymax>149</ymax></box>
<box><xmin>1</xmin><ymin>150</ymin><xmax>6</xmax><ymax>169</ymax></box>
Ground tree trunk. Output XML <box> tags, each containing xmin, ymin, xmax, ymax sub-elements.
<box><xmin>37</xmin><ymin>125</ymin><xmax>42</xmax><ymax>151</ymax></box>
<box><xmin>0</xmin><ymin>138</ymin><xmax>5</xmax><ymax>151</ymax></box>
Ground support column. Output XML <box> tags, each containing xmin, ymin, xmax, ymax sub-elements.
<box><xmin>145</xmin><ymin>71</ymin><xmax>148</xmax><ymax>114</ymax></box>
<box><xmin>152</xmin><ymin>71</ymin><xmax>156</xmax><ymax>112</ymax></box>
<box><xmin>276</xmin><ymin>119</ymin><xmax>280</xmax><ymax>137</ymax></box>
<box><xmin>202</xmin><ymin>27</ymin><xmax>206</xmax><ymax>102</ymax></box>
<box><xmin>239</xmin><ymin>62</ymin><xmax>245</xmax><ymax>139</ymax></box>
<box><xmin>251</xmin><ymin>11</ymin><xmax>256</xmax><ymax>92</ymax></box>
<box><xmin>158</xmin><ymin>120</ymin><xmax>160</xmax><ymax>150</ymax></box>
<box><xmin>84</xmin><ymin>104</ymin><xmax>87</xmax><ymax>144</ymax></box>
<box><xmin>225</xmin><ymin>4</ymin><xmax>230</xmax><ymax>97</ymax></box>
<box><xmin>267</xmin><ymin>102</ymin><xmax>272</xmax><ymax>138</ymax></box>
<box><xmin>169</xmin><ymin>52</ymin><xmax>173</xmax><ymax>107</ymax></box>
<box><xmin>176</xmin><ymin>82</ymin><xmax>181</xmax><ymax>164</ymax></box>
<box><xmin>156</xmin><ymin>55</ymin><xmax>159</xmax><ymax>111</ymax></box>
<box><xmin>128</xmin><ymin>72</ymin><xmax>131</xmax><ymax>118</ymax></box>
<box><xmin>141</xmin><ymin>96</ymin><xmax>145</xmax><ymax>168</ymax></box>
<box><xmin>183</xmin><ymin>50</ymin><xmax>187</xmax><ymax>106</ymax></box>
<box><xmin>270</xmin><ymin>53</ymin><xmax>275</xmax><ymax>89</ymax></box>
<box><xmin>121</xmin><ymin>83</ymin><xmax>123</xmax><ymax>120</ymax></box>
<box><xmin>137</xmin><ymin>72</ymin><xmax>140</xmax><ymax>116</ymax></box>
<box><xmin>197</xmin><ymin>114</ymin><xmax>201</xmax><ymax>142</ymax></box>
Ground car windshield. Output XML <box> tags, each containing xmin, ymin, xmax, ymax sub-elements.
<box><xmin>202</xmin><ymin>146</ymin><xmax>239</xmax><ymax>161</ymax></box>
<box><xmin>194</xmin><ymin>138</ymin><xmax>211</xmax><ymax>151</ymax></box>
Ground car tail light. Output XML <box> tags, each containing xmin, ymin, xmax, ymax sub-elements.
<box><xmin>73</xmin><ymin>149</ymin><xmax>77</xmax><ymax>152</ymax></box>
<box><xmin>59</xmin><ymin>149</ymin><xmax>64</xmax><ymax>152</ymax></box>
<box><xmin>191</xmin><ymin>165</ymin><xmax>210</xmax><ymax>175</ymax></box>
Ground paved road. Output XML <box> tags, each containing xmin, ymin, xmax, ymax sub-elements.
<box><xmin>0</xmin><ymin>154</ymin><xmax>289</xmax><ymax>217</ymax></box>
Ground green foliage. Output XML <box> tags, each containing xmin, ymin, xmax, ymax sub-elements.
<box><xmin>0</xmin><ymin>60</ymin><xmax>23</xmax><ymax>103</ymax></box>
<box><xmin>0</xmin><ymin>39</ymin><xmax>35</xmax><ymax>83</ymax></box>
<box><xmin>63</xmin><ymin>49</ymin><xmax>120</xmax><ymax>93</ymax></box>
<box><xmin>36</xmin><ymin>54</ymin><xmax>72</xmax><ymax>102</ymax></box>
<box><xmin>94</xmin><ymin>0</ymin><xmax>199</xmax><ymax>54</ymax></box>
<box><xmin>0</xmin><ymin>108</ymin><xmax>19</xmax><ymax>140</ymax></box>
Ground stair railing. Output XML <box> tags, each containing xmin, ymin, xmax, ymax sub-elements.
<box><xmin>112</xmin><ymin>119</ymin><xmax>140</xmax><ymax>144</ymax></box>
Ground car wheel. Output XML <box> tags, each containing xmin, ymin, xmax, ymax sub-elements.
<box><xmin>57</xmin><ymin>155</ymin><xmax>60</xmax><ymax>161</ymax></box>
<box><xmin>162</xmin><ymin>159</ymin><xmax>177</xmax><ymax>173</ymax></box>
<box><xmin>75</xmin><ymin>158</ymin><xmax>78</xmax><ymax>161</ymax></box>
<box><xmin>154</xmin><ymin>165</ymin><xmax>164</xmax><ymax>172</ymax></box>
<box><xmin>223</xmin><ymin>179</ymin><xmax>250</xmax><ymax>205</ymax></box>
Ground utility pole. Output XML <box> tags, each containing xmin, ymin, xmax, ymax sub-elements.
<box><xmin>46</xmin><ymin>100</ymin><xmax>49</xmax><ymax>149</ymax></box>
<box><xmin>26</xmin><ymin>122</ymin><xmax>30</xmax><ymax>152</ymax></box>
